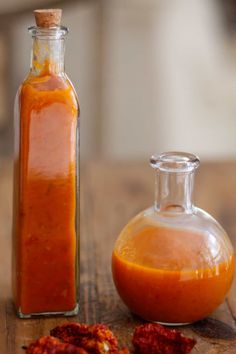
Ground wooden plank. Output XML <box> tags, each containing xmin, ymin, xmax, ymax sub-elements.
<box><xmin>1</xmin><ymin>159</ymin><xmax>236</xmax><ymax>353</ymax></box>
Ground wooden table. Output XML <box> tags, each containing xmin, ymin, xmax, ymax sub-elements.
<box><xmin>1</xmin><ymin>159</ymin><xmax>236</xmax><ymax>353</ymax></box>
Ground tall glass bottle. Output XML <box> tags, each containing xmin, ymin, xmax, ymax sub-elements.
<box><xmin>12</xmin><ymin>9</ymin><xmax>79</xmax><ymax>318</ymax></box>
<box><xmin>112</xmin><ymin>152</ymin><xmax>234</xmax><ymax>324</ymax></box>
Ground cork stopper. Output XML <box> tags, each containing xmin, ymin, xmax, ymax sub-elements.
<box><xmin>34</xmin><ymin>9</ymin><xmax>62</xmax><ymax>28</ymax></box>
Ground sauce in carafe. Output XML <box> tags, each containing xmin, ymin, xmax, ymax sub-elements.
<box><xmin>112</xmin><ymin>225</ymin><xmax>234</xmax><ymax>323</ymax></box>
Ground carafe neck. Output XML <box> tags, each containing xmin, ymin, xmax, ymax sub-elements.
<box><xmin>155</xmin><ymin>171</ymin><xmax>194</xmax><ymax>213</ymax></box>
<box><xmin>150</xmin><ymin>152</ymin><xmax>200</xmax><ymax>214</ymax></box>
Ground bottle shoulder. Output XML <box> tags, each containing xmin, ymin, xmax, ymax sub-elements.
<box><xmin>114</xmin><ymin>205</ymin><xmax>234</xmax><ymax>267</ymax></box>
<box><xmin>20</xmin><ymin>72</ymin><xmax>74</xmax><ymax>91</ymax></box>
<box><xmin>125</xmin><ymin>206</ymin><xmax>228</xmax><ymax>238</ymax></box>
<box><xmin>16</xmin><ymin>72</ymin><xmax>79</xmax><ymax>113</ymax></box>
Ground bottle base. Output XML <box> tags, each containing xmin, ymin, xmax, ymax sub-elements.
<box><xmin>16</xmin><ymin>303</ymin><xmax>79</xmax><ymax>319</ymax></box>
<box><xmin>135</xmin><ymin>312</ymin><xmax>193</xmax><ymax>326</ymax></box>
<box><xmin>153</xmin><ymin>320</ymin><xmax>192</xmax><ymax>326</ymax></box>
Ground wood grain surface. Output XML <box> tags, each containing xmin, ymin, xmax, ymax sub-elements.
<box><xmin>1</xmin><ymin>159</ymin><xmax>236</xmax><ymax>353</ymax></box>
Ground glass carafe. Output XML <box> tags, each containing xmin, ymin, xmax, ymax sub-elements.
<box><xmin>112</xmin><ymin>152</ymin><xmax>234</xmax><ymax>325</ymax></box>
<box><xmin>12</xmin><ymin>9</ymin><xmax>80</xmax><ymax>318</ymax></box>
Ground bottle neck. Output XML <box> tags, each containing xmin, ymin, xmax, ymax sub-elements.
<box><xmin>30</xmin><ymin>37</ymin><xmax>65</xmax><ymax>75</ymax></box>
<box><xmin>28</xmin><ymin>26</ymin><xmax>68</xmax><ymax>76</ymax></box>
<box><xmin>155</xmin><ymin>171</ymin><xmax>194</xmax><ymax>213</ymax></box>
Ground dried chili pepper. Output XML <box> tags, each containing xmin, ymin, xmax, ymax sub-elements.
<box><xmin>132</xmin><ymin>323</ymin><xmax>196</xmax><ymax>354</ymax></box>
<box><xmin>51</xmin><ymin>323</ymin><xmax>119</xmax><ymax>354</ymax></box>
<box><xmin>25</xmin><ymin>336</ymin><xmax>88</xmax><ymax>354</ymax></box>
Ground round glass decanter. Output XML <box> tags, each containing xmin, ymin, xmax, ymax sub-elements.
<box><xmin>112</xmin><ymin>152</ymin><xmax>235</xmax><ymax>325</ymax></box>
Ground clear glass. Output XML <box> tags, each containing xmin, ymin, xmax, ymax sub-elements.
<box><xmin>112</xmin><ymin>152</ymin><xmax>234</xmax><ymax>325</ymax></box>
<box><xmin>12</xmin><ymin>26</ymin><xmax>80</xmax><ymax>318</ymax></box>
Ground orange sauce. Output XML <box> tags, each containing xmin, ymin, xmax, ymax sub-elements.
<box><xmin>112</xmin><ymin>226</ymin><xmax>234</xmax><ymax>323</ymax></box>
<box><xmin>13</xmin><ymin>67</ymin><xmax>79</xmax><ymax>315</ymax></box>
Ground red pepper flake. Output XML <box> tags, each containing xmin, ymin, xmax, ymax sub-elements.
<box><xmin>132</xmin><ymin>323</ymin><xmax>196</xmax><ymax>354</ymax></box>
<box><xmin>25</xmin><ymin>336</ymin><xmax>88</xmax><ymax>354</ymax></box>
<box><xmin>50</xmin><ymin>323</ymin><xmax>120</xmax><ymax>354</ymax></box>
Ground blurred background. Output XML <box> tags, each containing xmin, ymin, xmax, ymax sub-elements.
<box><xmin>0</xmin><ymin>0</ymin><xmax>236</xmax><ymax>160</ymax></box>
